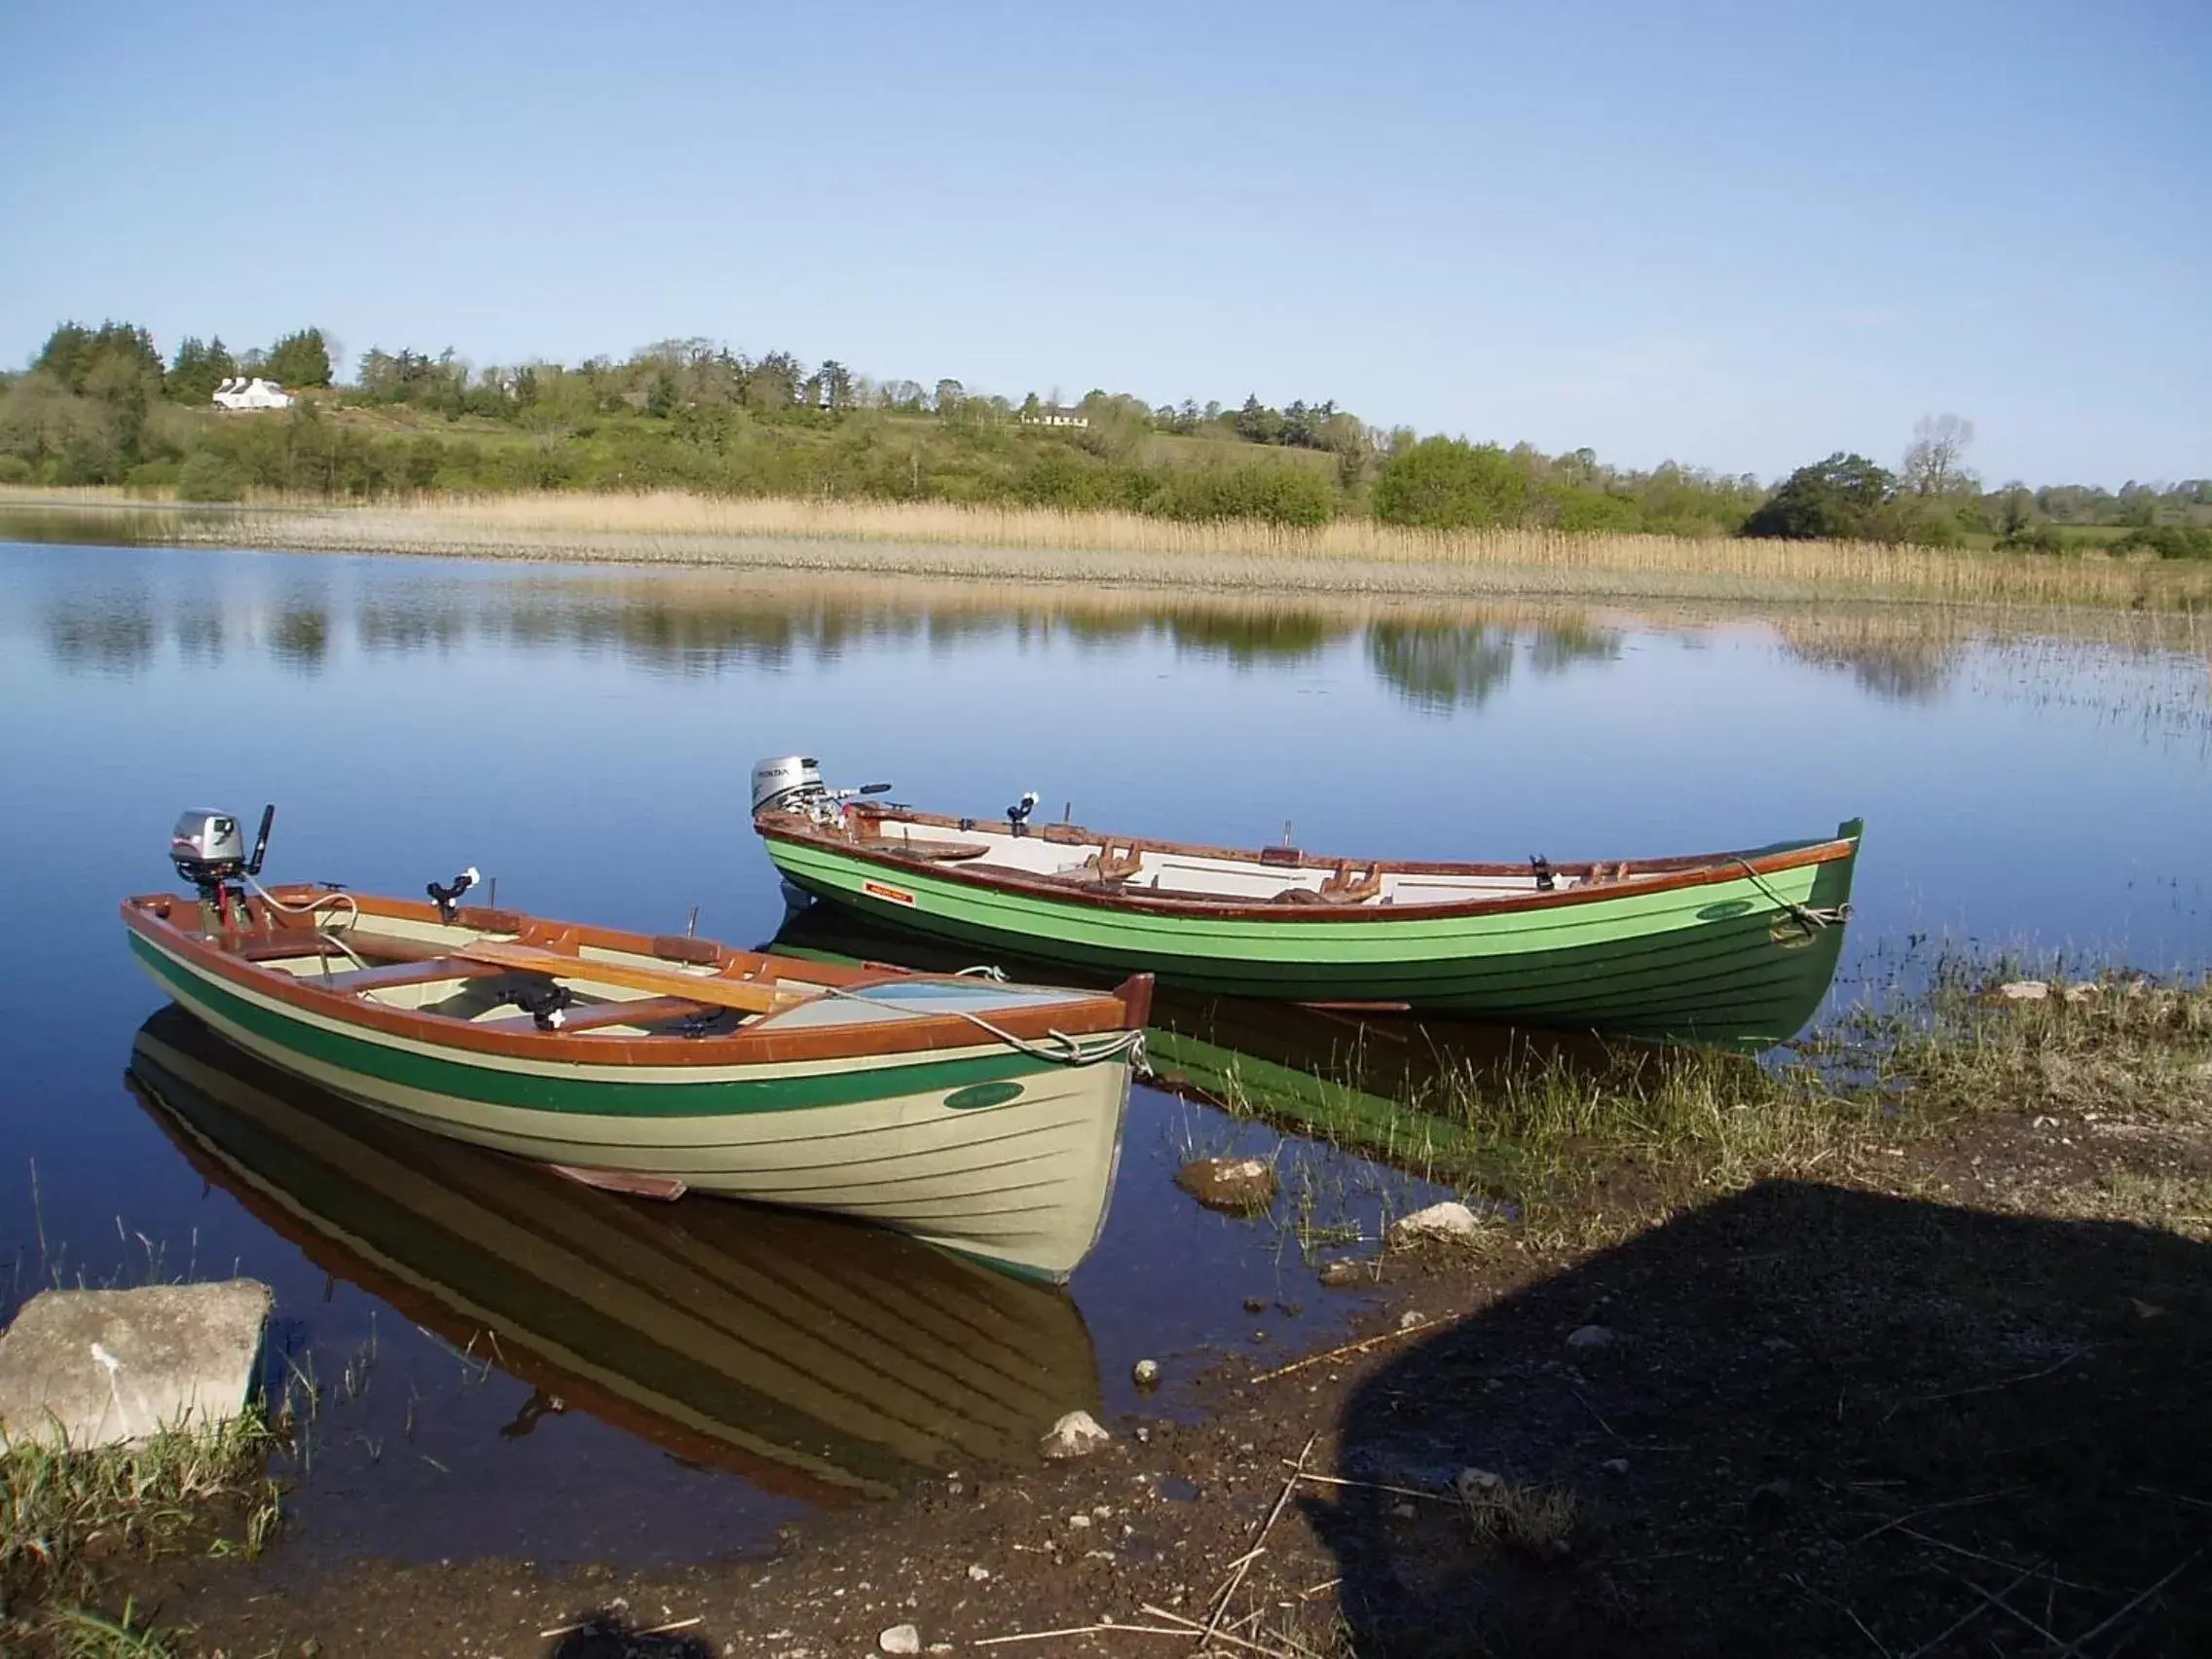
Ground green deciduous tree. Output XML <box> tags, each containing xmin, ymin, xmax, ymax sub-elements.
<box><xmin>1370</xmin><ymin>436</ymin><xmax>1530</xmax><ymax>530</ymax></box>
<box><xmin>1741</xmin><ymin>453</ymin><xmax>1896</xmax><ymax>539</ymax></box>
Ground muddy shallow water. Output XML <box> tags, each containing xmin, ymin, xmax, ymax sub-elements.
<box><xmin>1</xmin><ymin>538</ymin><xmax>2207</xmax><ymax>1569</ymax></box>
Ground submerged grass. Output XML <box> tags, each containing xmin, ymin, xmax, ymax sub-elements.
<box><xmin>1</xmin><ymin>1414</ymin><xmax>281</xmax><ymax>1642</ymax></box>
<box><xmin>1186</xmin><ymin>964</ymin><xmax>2212</xmax><ymax>1248</ymax></box>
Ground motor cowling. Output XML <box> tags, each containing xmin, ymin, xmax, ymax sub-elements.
<box><xmin>170</xmin><ymin>804</ymin><xmax>275</xmax><ymax>904</ymax></box>
<box><xmin>752</xmin><ymin>756</ymin><xmax>826</xmax><ymax>815</ymax></box>
<box><xmin>171</xmin><ymin>810</ymin><xmax>246</xmax><ymax>887</ymax></box>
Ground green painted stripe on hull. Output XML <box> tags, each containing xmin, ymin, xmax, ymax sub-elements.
<box><xmin>765</xmin><ymin>833</ymin><xmax>1858</xmax><ymax>1045</ymax></box>
<box><xmin>129</xmin><ymin>932</ymin><xmax>1052</xmax><ymax>1118</ymax></box>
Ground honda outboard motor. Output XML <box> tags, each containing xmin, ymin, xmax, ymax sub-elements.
<box><xmin>171</xmin><ymin>805</ymin><xmax>274</xmax><ymax>904</ymax></box>
<box><xmin>752</xmin><ymin>756</ymin><xmax>828</xmax><ymax>815</ymax></box>
<box><xmin>171</xmin><ymin>804</ymin><xmax>276</xmax><ymax>928</ymax></box>
<box><xmin>751</xmin><ymin>756</ymin><xmax>893</xmax><ymax>820</ymax></box>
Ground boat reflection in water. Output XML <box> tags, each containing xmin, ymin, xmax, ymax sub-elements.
<box><xmin>768</xmin><ymin>907</ymin><xmax>1659</xmax><ymax>1173</ymax></box>
<box><xmin>126</xmin><ymin>1007</ymin><xmax>1103</xmax><ymax>1501</ymax></box>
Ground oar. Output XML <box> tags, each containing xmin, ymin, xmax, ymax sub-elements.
<box><xmin>445</xmin><ymin>939</ymin><xmax>793</xmax><ymax>1015</ymax></box>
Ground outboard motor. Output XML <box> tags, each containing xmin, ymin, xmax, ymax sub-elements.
<box><xmin>752</xmin><ymin>756</ymin><xmax>828</xmax><ymax>816</ymax></box>
<box><xmin>170</xmin><ymin>804</ymin><xmax>275</xmax><ymax>924</ymax></box>
<box><xmin>751</xmin><ymin>756</ymin><xmax>894</xmax><ymax>823</ymax></box>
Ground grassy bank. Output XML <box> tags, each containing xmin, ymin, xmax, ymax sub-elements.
<box><xmin>1161</xmin><ymin>965</ymin><xmax>2212</xmax><ymax>1251</ymax></box>
<box><xmin>1</xmin><ymin>1414</ymin><xmax>278</xmax><ymax>1655</ymax></box>
<box><xmin>8</xmin><ymin>486</ymin><xmax>2212</xmax><ymax>610</ymax></box>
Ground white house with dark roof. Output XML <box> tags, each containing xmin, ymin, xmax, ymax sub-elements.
<box><xmin>210</xmin><ymin>377</ymin><xmax>293</xmax><ymax>411</ymax></box>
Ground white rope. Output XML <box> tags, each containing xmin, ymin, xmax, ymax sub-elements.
<box><xmin>243</xmin><ymin>876</ymin><xmax>368</xmax><ymax>969</ymax></box>
<box><xmin>819</xmin><ymin>983</ymin><xmax>1146</xmax><ymax>1068</ymax></box>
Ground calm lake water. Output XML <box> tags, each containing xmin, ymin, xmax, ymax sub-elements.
<box><xmin>2</xmin><ymin>535</ymin><xmax>2208</xmax><ymax>1567</ymax></box>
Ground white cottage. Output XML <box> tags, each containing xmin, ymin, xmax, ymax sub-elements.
<box><xmin>210</xmin><ymin>377</ymin><xmax>294</xmax><ymax>411</ymax></box>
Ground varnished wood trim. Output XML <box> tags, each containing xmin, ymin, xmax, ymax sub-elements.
<box><xmin>756</xmin><ymin>817</ymin><xmax>1860</xmax><ymax>926</ymax></box>
<box><xmin>121</xmin><ymin>891</ymin><xmax>1139</xmax><ymax>1068</ymax></box>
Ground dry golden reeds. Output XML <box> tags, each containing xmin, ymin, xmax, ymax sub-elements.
<box><xmin>9</xmin><ymin>484</ymin><xmax>2212</xmax><ymax>612</ymax></box>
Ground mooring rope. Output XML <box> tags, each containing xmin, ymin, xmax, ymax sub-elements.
<box><xmin>820</xmin><ymin>982</ymin><xmax>1146</xmax><ymax>1068</ymax></box>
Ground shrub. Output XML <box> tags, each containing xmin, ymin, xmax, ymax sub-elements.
<box><xmin>1155</xmin><ymin>463</ymin><xmax>1337</xmax><ymax>527</ymax></box>
<box><xmin>0</xmin><ymin>455</ymin><xmax>33</xmax><ymax>485</ymax></box>
<box><xmin>1548</xmin><ymin>487</ymin><xmax>1641</xmax><ymax>534</ymax></box>
<box><xmin>175</xmin><ymin>450</ymin><xmax>244</xmax><ymax>501</ymax></box>
<box><xmin>1372</xmin><ymin>437</ymin><xmax>1530</xmax><ymax>529</ymax></box>
<box><xmin>2113</xmin><ymin>525</ymin><xmax>2212</xmax><ymax>560</ymax></box>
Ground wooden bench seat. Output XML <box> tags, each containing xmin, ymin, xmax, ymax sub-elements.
<box><xmin>315</xmin><ymin>957</ymin><xmax>511</xmax><ymax>994</ymax></box>
<box><xmin>883</xmin><ymin>840</ymin><xmax>992</xmax><ymax>863</ymax></box>
<box><xmin>474</xmin><ymin>995</ymin><xmax>715</xmax><ymax>1035</ymax></box>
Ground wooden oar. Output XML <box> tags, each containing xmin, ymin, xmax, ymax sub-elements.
<box><xmin>446</xmin><ymin>939</ymin><xmax>794</xmax><ymax>1015</ymax></box>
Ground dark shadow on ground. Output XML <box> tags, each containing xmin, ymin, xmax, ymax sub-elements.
<box><xmin>547</xmin><ymin>1608</ymin><xmax>714</xmax><ymax>1659</ymax></box>
<box><xmin>1307</xmin><ymin>1180</ymin><xmax>2212</xmax><ymax>1656</ymax></box>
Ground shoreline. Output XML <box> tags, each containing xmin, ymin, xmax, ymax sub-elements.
<box><xmin>22</xmin><ymin>976</ymin><xmax>2212</xmax><ymax>1657</ymax></box>
<box><xmin>6</xmin><ymin>487</ymin><xmax>2209</xmax><ymax>615</ymax></box>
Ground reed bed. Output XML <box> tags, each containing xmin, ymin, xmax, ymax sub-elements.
<box><xmin>16</xmin><ymin>485</ymin><xmax>2198</xmax><ymax>611</ymax></box>
<box><xmin>1205</xmin><ymin>965</ymin><xmax>2212</xmax><ymax>1249</ymax></box>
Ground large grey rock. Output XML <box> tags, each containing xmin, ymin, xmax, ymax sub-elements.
<box><xmin>0</xmin><ymin>1281</ymin><xmax>272</xmax><ymax>1451</ymax></box>
<box><xmin>1388</xmin><ymin>1201</ymin><xmax>1486</xmax><ymax>1249</ymax></box>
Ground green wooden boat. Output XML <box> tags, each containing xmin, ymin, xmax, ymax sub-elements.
<box><xmin>126</xmin><ymin>1007</ymin><xmax>1102</xmax><ymax>1498</ymax></box>
<box><xmin>751</xmin><ymin>757</ymin><xmax>1862</xmax><ymax>1048</ymax></box>
<box><xmin>124</xmin><ymin>842</ymin><xmax>1149</xmax><ymax>1282</ymax></box>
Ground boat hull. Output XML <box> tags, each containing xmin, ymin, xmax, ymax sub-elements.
<box><xmin>762</xmin><ymin>827</ymin><xmax>1861</xmax><ymax>1048</ymax></box>
<box><xmin>127</xmin><ymin>929</ymin><xmax>1127</xmax><ymax>1282</ymax></box>
<box><xmin>127</xmin><ymin>1008</ymin><xmax>1102</xmax><ymax>1497</ymax></box>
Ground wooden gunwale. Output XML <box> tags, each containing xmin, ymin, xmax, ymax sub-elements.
<box><xmin>122</xmin><ymin>888</ymin><xmax>1142</xmax><ymax>1068</ymax></box>
<box><xmin>759</xmin><ymin>812</ymin><xmax>1860</xmax><ymax>925</ymax></box>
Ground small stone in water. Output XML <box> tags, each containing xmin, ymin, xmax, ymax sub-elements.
<box><xmin>1131</xmin><ymin>1358</ymin><xmax>1161</xmax><ymax>1387</ymax></box>
<box><xmin>1567</xmin><ymin>1324</ymin><xmax>1617</xmax><ymax>1348</ymax></box>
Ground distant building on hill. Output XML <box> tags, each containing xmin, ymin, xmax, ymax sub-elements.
<box><xmin>210</xmin><ymin>377</ymin><xmax>294</xmax><ymax>411</ymax></box>
<box><xmin>1019</xmin><ymin>409</ymin><xmax>1088</xmax><ymax>428</ymax></box>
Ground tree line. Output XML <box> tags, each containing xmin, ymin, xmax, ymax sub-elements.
<box><xmin>1</xmin><ymin>319</ymin><xmax>2205</xmax><ymax>554</ymax></box>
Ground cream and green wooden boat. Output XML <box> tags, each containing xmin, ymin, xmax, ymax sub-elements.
<box><xmin>127</xmin><ymin>1008</ymin><xmax>1103</xmax><ymax>1497</ymax></box>
<box><xmin>124</xmin><ymin>850</ymin><xmax>1149</xmax><ymax>1282</ymax></box>
<box><xmin>751</xmin><ymin>757</ymin><xmax>1862</xmax><ymax>1048</ymax></box>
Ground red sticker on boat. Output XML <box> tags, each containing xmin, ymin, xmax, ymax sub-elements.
<box><xmin>863</xmin><ymin>880</ymin><xmax>916</xmax><ymax>907</ymax></box>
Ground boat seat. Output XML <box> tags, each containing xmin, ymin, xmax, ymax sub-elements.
<box><xmin>232</xmin><ymin>928</ymin><xmax>458</xmax><ymax>966</ymax></box>
<box><xmin>236</xmin><ymin>935</ymin><xmax>339</xmax><ymax>962</ymax></box>
<box><xmin>885</xmin><ymin>840</ymin><xmax>992</xmax><ymax>863</ymax></box>
<box><xmin>650</xmin><ymin>933</ymin><xmax>722</xmax><ymax>967</ymax></box>
<box><xmin>474</xmin><ymin>995</ymin><xmax>718</xmax><ymax>1035</ymax></box>
<box><xmin>317</xmin><ymin>957</ymin><xmax>511</xmax><ymax>993</ymax></box>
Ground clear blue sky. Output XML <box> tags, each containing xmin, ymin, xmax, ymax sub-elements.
<box><xmin>3</xmin><ymin>0</ymin><xmax>2204</xmax><ymax>486</ymax></box>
